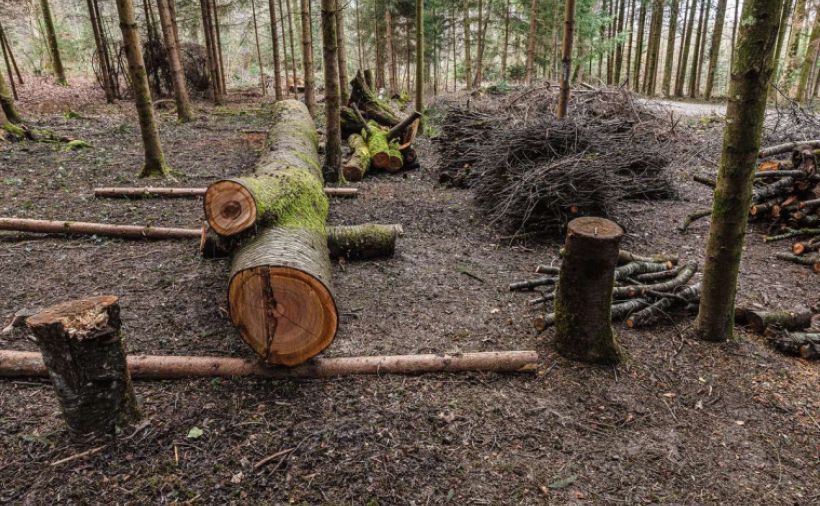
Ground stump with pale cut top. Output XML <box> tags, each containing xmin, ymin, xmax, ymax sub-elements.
<box><xmin>26</xmin><ymin>296</ymin><xmax>140</xmax><ymax>439</ymax></box>
<box><xmin>553</xmin><ymin>217</ymin><xmax>625</xmax><ymax>364</ymax></box>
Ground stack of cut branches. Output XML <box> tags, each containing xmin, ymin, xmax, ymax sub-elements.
<box><xmin>685</xmin><ymin>143</ymin><xmax>820</xmax><ymax>273</ymax></box>
<box><xmin>513</xmin><ymin>251</ymin><xmax>700</xmax><ymax>329</ymax></box>
<box><xmin>736</xmin><ymin>306</ymin><xmax>819</xmax><ymax>360</ymax></box>
<box><xmin>433</xmin><ymin>86</ymin><xmax>679</xmax><ymax>235</ymax></box>
<box><xmin>339</xmin><ymin>70</ymin><xmax>421</xmax><ymax>181</ymax></box>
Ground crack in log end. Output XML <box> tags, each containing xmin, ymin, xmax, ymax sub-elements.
<box><xmin>261</xmin><ymin>270</ymin><xmax>279</xmax><ymax>364</ymax></box>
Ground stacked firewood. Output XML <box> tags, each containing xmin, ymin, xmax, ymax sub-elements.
<box><xmin>684</xmin><ymin>143</ymin><xmax>820</xmax><ymax>273</ymax></box>
<box><xmin>340</xmin><ymin>70</ymin><xmax>420</xmax><ymax>181</ymax></box>
<box><xmin>512</xmin><ymin>251</ymin><xmax>701</xmax><ymax>329</ymax></box>
<box><xmin>736</xmin><ymin>306</ymin><xmax>820</xmax><ymax>360</ymax></box>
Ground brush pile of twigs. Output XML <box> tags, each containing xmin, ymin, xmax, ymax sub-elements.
<box><xmin>434</xmin><ymin>86</ymin><xmax>681</xmax><ymax>236</ymax></box>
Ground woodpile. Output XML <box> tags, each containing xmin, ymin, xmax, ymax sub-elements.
<box><xmin>517</xmin><ymin>249</ymin><xmax>700</xmax><ymax>330</ymax></box>
<box><xmin>685</xmin><ymin>143</ymin><xmax>820</xmax><ymax>273</ymax></box>
<box><xmin>339</xmin><ymin>70</ymin><xmax>420</xmax><ymax>182</ymax></box>
<box><xmin>736</xmin><ymin>306</ymin><xmax>819</xmax><ymax>360</ymax></box>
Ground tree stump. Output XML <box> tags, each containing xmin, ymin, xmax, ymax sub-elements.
<box><xmin>26</xmin><ymin>296</ymin><xmax>140</xmax><ymax>439</ymax></box>
<box><xmin>553</xmin><ymin>217</ymin><xmax>625</xmax><ymax>364</ymax></box>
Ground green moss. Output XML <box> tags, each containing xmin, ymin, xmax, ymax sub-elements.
<box><xmin>2</xmin><ymin>122</ymin><xmax>25</xmax><ymax>138</ymax></box>
<box><xmin>66</xmin><ymin>140</ymin><xmax>92</xmax><ymax>151</ymax></box>
<box><xmin>240</xmin><ymin>168</ymin><xmax>328</xmax><ymax>233</ymax></box>
<box><xmin>138</xmin><ymin>164</ymin><xmax>172</xmax><ymax>178</ymax></box>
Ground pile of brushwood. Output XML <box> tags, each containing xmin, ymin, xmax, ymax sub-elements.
<box><xmin>433</xmin><ymin>86</ymin><xmax>679</xmax><ymax>236</ymax></box>
<box><xmin>511</xmin><ymin>250</ymin><xmax>701</xmax><ymax>329</ymax></box>
<box><xmin>684</xmin><ymin>141</ymin><xmax>820</xmax><ymax>273</ymax></box>
<box><xmin>339</xmin><ymin>70</ymin><xmax>421</xmax><ymax>181</ymax></box>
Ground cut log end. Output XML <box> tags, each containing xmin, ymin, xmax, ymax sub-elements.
<box><xmin>203</xmin><ymin>179</ymin><xmax>257</xmax><ymax>236</ymax></box>
<box><xmin>26</xmin><ymin>295</ymin><xmax>119</xmax><ymax>336</ymax></box>
<box><xmin>568</xmin><ymin>216</ymin><xmax>625</xmax><ymax>241</ymax></box>
<box><xmin>228</xmin><ymin>266</ymin><xmax>338</xmax><ymax>366</ymax></box>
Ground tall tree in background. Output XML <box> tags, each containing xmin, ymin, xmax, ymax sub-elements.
<box><xmin>675</xmin><ymin>0</ymin><xmax>697</xmax><ymax>96</ymax></box>
<box><xmin>771</xmin><ymin>0</ymin><xmax>794</xmax><ymax>88</ymax></box>
<box><xmin>464</xmin><ymin>0</ymin><xmax>473</xmax><ymax>89</ymax></box>
<box><xmin>157</xmin><ymin>0</ymin><xmax>193</xmax><ymax>122</ymax></box>
<box><xmin>115</xmin><ymin>0</ymin><xmax>169</xmax><ymax>177</ymax></box>
<box><xmin>277</xmin><ymin>0</ymin><xmax>290</xmax><ymax>96</ymax></box>
<box><xmin>661</xmin><ymin>0</ymin><xmax>680</xmax><ymax>96</ymax></box>
<box><xmin>286</xmin><ymin>0</ymin><xmax>299</xmax><ymax>99</ymax></box>
<box><xmin>268</xmin><ymin>0</ymin><xmax>284</xmax><ymax>100</ymax></box>
<box><xmin>781</xmin><ymin>0</ymin><xmax>808</xmax><ymax>92</ymax></box>
<box><xmin>385</xmin><ymin>8</ymin><xmax>397</xmax><ymax>94</ymax></box>
<box><xmin>695</xmin><ymin>0</ymin><xmax>783</xmax><ymax>342</ymax></box>
<box><xmin>694</xmin><ymin>0</ymin><xmax>712</xmax><ymax>93</ymax></box>
<box><xmin>704</xmin><ymin>0</ymin><xmax>728</xmax><ymax>99</ymax></box>
<box><xmin>501</xmin><ymin>0</ymin><xmax>510</xmax><ymax>79</ymax></box>
<box><xmin>796</xmin><ymin>9</ymin><xmax>820</xmax><ymax>102</ymax></box>
<box><xmin>336</xmin><ymin>1</ymin><xmax>349</xmax><ymax>103</ymax></box>
<box><xmin>632</xmin><ymin>0</ymin><xmax>647</xmax><ymax>90</ymax></box>
<box><xmin>86</xmin><ymin>0</ymin><xmax>115</xmax><ymax>102</ymax></box>
<box><xmin>321</xmin><ymin>0</ymin><xmax>341</xmax><ymax>181</ymax></box>
<box><xmin>250</xmin><ymin>0</ymin><xmax>266</xmax><ymax>95</ymax></box>
<box><xmin>688</xmin><ymin>0</ymin><xmax>706</xmax><ymax>97</ymax></box>
<box><xmin>0</xmin><ymin>62</ymin><xmax>21</xmax><ymax>124</ymax></box>
<box><xmin>201</xmin><ymin>0</ymin><xmax>223</xmax><ymax>103</ymax></box>
<box><xmin>300</xmin><ymin>0</ymin><xmax>316</xmax><ymax>115</ymax></box>
<box><xmin>614</xmin><ymin>0</ymin><xmax>628</xmax><ymax>83</ymax></box>
<box><xmin>525</xmin><ymin>0</ymin><xmax>538</xmax><ymax>85</ymax></box>
<box><xmin>557</xmin><ymin>0</ymin><xmax>576</xmax><ymax>119</ymax></box>
<box><xmin>416</xmin><ymin>0</ymin><xmax>424</xmax><ymax>113</ymax></box>
<box><xmin>642</xmin><ymin>0</ymin><xmax>663</xmax><ymax>96</ymax></box>
<box><xmin>40</xmin><ymin>0</ymin><xmax>67</xmax><ymax>85</ymax></box>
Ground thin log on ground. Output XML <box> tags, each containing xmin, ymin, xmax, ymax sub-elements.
<box><xmin>617</xmin><ymin>250</ymin><xmax>678</xmax><ymax>267</ymax></box>
<box><xmin>754</xmin><ymin>170</ymin><xmax>817</xmax><ymax>179</ymax></box>
<box><xmin>633</xmin><ymin>264</ymin><xmax>685</xmax><ymax>282</ymax></box>
<box><xmin>799</xmin><ymin>198</ymin><xmax>820</xmax><ymax>210</ymax></box>
<box><xmin>509</xmin><ymin>276</ymin><xmax>557</xmax><ymax>291</ymax></box>
<box><xmin>625</xmin><ymin>284</ymin><xmax>701</xmax><ymax>328</ymax></box>
<box><xmin>94</xmin><ymin>186</ymin><xmax>358</xmax><ymax>198</ymax></box>
<box><xmin>614</xmin><ymin>261</ymin><xmax>671</xmax><ymax>282</ymax></box>
<box><xmin>679</xmin><ymin>209</ymin><xmax>712</xmax><ymax>232</ymax></box>
<box><xmin>775</xmin><ymin>252</ymin><xmax>820</xmax><ymax>272</ymax></box>
<box><xmin>758</xmin><ymin>140</ymin><xmax>820</xmax><ymax>158</ymax></box>
<box><xmin>612</xmin><ymin>261</ymin><xmax>698</xmax><ymax>299</ymax></box>
<box><xmin>693</xmin><ymin>175</ymin><xmax>716</xmax><ymax>188</ymax></box>
<box><xmin>769</xmin><ymin>332</ymin><xmax>820</xmax><ymax>359</ymax></box>
<box><xmin>744</xmin><ymin>308</ymin><xmax>813</xmax><ymax>334</ymax></box>
<box><xmin>534</xmin><ymin>264</ymin><xmax>561</xmax><ymax>275</ymax></box>
<box><xmin>26</xmin><ymin>296</ymin><xmax>140</xmax><ymax>439</ymax></box>
<box><xmin>764</xmin><ymin>228</ymin><xmax>820</xmax><ymax>243</ymax></box>
<box><xmin>0</xmin><ymin>217</ymin><xmax>202</xmax><ymax>240</ymax></box>
<box><xmin>0</xmin><ymin>350</ymin><xmax>539</xmax><ymax>379</ymax></box>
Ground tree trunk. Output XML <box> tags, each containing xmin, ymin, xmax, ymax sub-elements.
<box><xmin>415</xmin><ymin>0</ymin><xmax>424</xmax><ymax>113</ymax></box>
<box><xmin>211</xmin><ymin>0</ymin><xmax>227</xmax><ymax>94</ymax></box>
<box><xmin>625</xmin><ymin>0</ymin><xmax>636</xmax><ymax>83</ymax></box>
<box><xmin>299</xmin><ymin>0</ymin><xmax>316</xmax><ymax>115</ymax></box>
<box><xmin>27</xmin><ymin>296</ymin><xmax>140</xmax><ymax>439</ymax></box>
<box><xmin>286</xmin><ymin>0</ymin><xmax>300</xmax><ymax>99</ymax></box>
<box><xmin>277</xmin><ymin>0</ymin><xmax>290</xmax><ymax>96</ymax></box>
<box><xmin>632</xmin><ymin>0</ymin><xmax>647</xmax><ymax>90</ymax></box>
<box><xmin>268</xmin><ymin>0</ymin><xmax>284</xmax><ymax>100</ymax></box>
<box><xmin>321</xmin><ymin>0</ymin><xmax>341</xmax><ymax>181</ymax></box>
<box><xmin>613</xmin><ymin>0</ymin><xmax>628</xmax><ymax>83</ymax></box>
<box><xmin>642</xmin><ymin>0</ymin><xmax>663</xmax><ymax>95</ymax></box>
<box><xmin>200</xmin><ymin>0</ymin><xmax>222</xmax><ymax>103</ymax></box>
<box><xmin>501</xmin><ymin>0</ymin><xmax>510</xmax><ymax>79</ymax></box>
<box><xmin>557</xmin><ymin>0</ymin><xmax>576</xmax><ymax>119</ymax></box>
<box><xmin>385</xmin><ymin>9</ymin><xmax>397</xmax><ymax>94</ymax></box>
<box><xmin>464</xmin><ymin>0</ymin><xmax>473</xmax><ymax>90</ymax></box>
<box><xmin>796</xmin><ymin>11</ymin><xmax>820</xmax><ymax>102</ymax></box>
<box><xmin>0</xmin><ymin>56</ymin><xmax>21</xmax><ymax>124</ymax></box>
<box><xmin>694</xmin><ymin>0</ymin><xmax>712</xmax><ymax>94</ymax></box>
<box><xmin>156</xmin><ymin>0</ymin><xmax>192</xmax><ymax>122</ymax></box>
<box><xmin>771</xmin><ymin>0</ymin><xmax>794</xmax><ymax>90</ymax></box>
<box><xmin>662</xmin><ymin>0</ymin><xmax>680</xmax><ymax>96</ymax></box>
<box><xmin>676</xmin><ymin>0</ymin><xmax>697</xmax><ymax>96</ymax></box>
<box><xmin>374</xmin><ymin>1</ymin><xmax>385</xmax><ymax>89</ymax></box>
<box><xmin>40</xmin><ymin>0</ymin><xmax>67</xmax><ymax>85</ymax></box>
<box><xmin>251</xmin><ymin>0</ymin><xmax>266</xmax><ymax>95</ymax></box>
<box><xmin>728</xmin><ymin>0</ymin><xmax>739</xmax><ymax>94</ymax></box>
<box><xmin>85</xmin><ymin>0</ymin><xmax>115</xmax><ymax>102</ymax></box>
<box><xmin>554</xmin><ymin>217</ymin><xmax>624</xmax><ymax>364</ymax></box>
<box><xmin>704</xmin><ymin>0</ymin><xmax>728</xmax><ymax>99</ymax></box>
<box><xmin>688</xmin><ymin>0</ymin><xmax>706</xmax><ymax>97</ymax></box>
<box><xmin>355</xmin><ymin>0</ymin><xmax>364</xmax><ymax>68</ymax></box>
<box><xmin>695</xmin><ymin>0</ymin><xmax>784</xmax><ymax>342</ymax></box>
<box><xmin>781</xmin><ymin>0</ymin><xmax>807</xmax><ymax>93</ymax></box>
<box><xmin>524</xmin><ymin>0</ymin><xmax>538</xmax><ymax>85</ymax></box>
<box><xmin>116</xmin><ymin>0</ymin><xmax>169</xmax><ymax>177</ymax></box>
<box><xmin>0</xmin><ymin>21</ymin><xmax>22</xmax><ymax>85</ymax></box>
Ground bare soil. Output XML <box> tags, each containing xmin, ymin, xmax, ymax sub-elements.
<box><xmin>0</xmin><ymin>82</ymin><xmax>818</xmax><ymax>505</ymax></box>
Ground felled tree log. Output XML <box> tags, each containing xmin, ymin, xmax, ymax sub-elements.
<box><xmin>367</xmin><ymin>126</ymin><xmax>392</xmax><ymax>170</ymax></box>
<box><xmin>553</xmin><ymin>217</ymin><xmax>624</xmax><ymax>364</ymax></box>
<box><xmin>26</xmin><ymin>296</ymin><xmax>140</xmax><ymax>439</ymax></box>
<box><xmin>612</xmin><ymin>261</ymin><xmax>698</xmax><ymax>299</ymax></box>
<box><xmin>509</xmin><ymin>276</ymin><xmax>557</xmax><ymax>291</ymax></box>
<box><xmin>792</xmin><ymin>236</ymin><xmax>820</xmax><ymax>255</ymax></box>
<box><xmin>340</xmin><ymin>106</ymin><xmax>366</xmax><ymax>137</ymax></box>
<box><xmin>349</xmin><ymin>70</ymin><xmax>400</xmax><ymax>127</ymax></box>
<box><xmin>744</xmin><ymin>308</ymin><xmax>813</xmax><ymax>334</ymax></box>
<box><xmin>614</xmin><ymin>261</ymin><xmax>671</xmax><ymax>282</ymax></box>
<box><xmin>0</xmin><ymin>217</ymin><xmax>201</xmax><ymax>240</ymax></box>
<box><xmin>222</xmin><ymin>100</ymin><xmax>337</xmax><ymax>366</ymax></box>
<box><xmin>769</xmin><ymin>332</ymin><xmax>820</xmax><ymax>359</ymax></box>
<box><xmin>752</xmin><ymin>177</ymin><xmax>796</xmax><ymax>203</ymax></box>
<box><xmin>775</xmin><ymin>252</ymin><xmax>820</xmax><ymax>272</ymax></box>
<box><xmin>343</xmin><ymin>134</ymin><xmax>370</xmax><ymax>181</ymax></box>
<box><xmin>387</xmin><ymin>110</ymin><xmax>422</xmax><ymax>140</ymax></box>
<box><xmin>387</xmin><ymin>142</ymin><xmax>403</xmax><ymax>172</ymax></box>
<box><xmin>764</xmin><ymin>228</ymin><xmax>820</xmax><ymax>243</ymax></box>
<box><xmin>0</xmin><ymin>350</ymin><xmax>539</xmax><ymax>379</ymax></box>
<box><xmin>94</xmin><ymin>186</ymin><xmax>359</xmax><ymax>199</ymax></box>
<box><xmin>625</xmin><ymin>284</ymin><xmax>701</xmax><ymax>328</ymax></box>
<box><xmin>617</xmin><ymin>250</ymin><xmax>678</xmax><ymax>267</ymax></box>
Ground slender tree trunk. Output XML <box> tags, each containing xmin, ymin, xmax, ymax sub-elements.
<box><xmin>299</xmin><ymin>0</ymin><xmax>315</xmax><ymax>115</ymax></box>
<box><xmin>728</xmin><ymin>0</ymin><xmax>739</xmax><ymax>93</ymax></box>
<box><xmin>385</xmin><ymin>9</ymin><xmax>397</xmax><ymax>94</ymax></box>
<box><xmin>676</xmin><ymin>0</ymin><xmax>696</xmax><ymax>95</ymax></box>
<box><xmin>782</xmin><ymin>0</ymin><xmax>808</xmax><ymax>93</ymax></box>
<box><xmin>277</xmin><ymin>0</ymin><xmax>290</xmax><ymax>96</ymax></box>
<box><xmin>321</xmin><ymin>0</ymin><xmax>341</xmax><ymax>181</ymax></box>
<box><xmin>268</xmin><ymin>0</ymin><xmax>283</xmax><ymax>100</ymax></box>
<box><xmin>251</xmin><ymin>0</ymin><xmax>266</xmax><ymax>95</ymax></box>
<box><xmin>0</xmin><ymin>28</ymin><xmax>15</xmax><ymax>100</ymax></box>
<box><xmin>688</xmin><ymin>0</ymin><xmax>706</xmax><ymax>97</ymax></box>
<box><xmin>704</xmin><ymin>0</ymin><xmax>728</xmax><ymax>99</ymax></box>
<box><xmin>374</xmin><ymin>1</ymin><xmax>385</xmax><ymax>89</ymax></box>
<box><xmin>557</xmin><ymin>0</ymin><xmax>576</xmax><ymax>119</ymax></box>
<box><xmin>156</xmin><ymin>0</ymin><xmax>192</xmax><ymax>122</ymax></box>
<box><xmin>40</xmin><ymin>0</ymin><xmax>67</xmax><ymax>85</ymax></box>
<box><xmin>632</xmin><ymin>0</ymin><xmax>647</xmax><ymax>90</ymax></box>
<box><xmin>335</xmin><ymin>1</ymin><xmax>348</xmax><ymax>102</ymax></box>
<box><xmin>662</xmin><ymin>0</ymin><xmax>680</xmax><ymax>96</ymax></box>
<box><xmin>416</xmin><ymin>0</ymin><xmax>424</xmax><ymax>112</ymax></box>
<box><xmin>772</xmin><ymin>0</ymin><xmax>794</xmax><ymax>85</ymax></box>
<box><xmin>501</xmin><ymin>0</ymin><xmax>510</xmax><ymax>79</ymax></box>
<box><xmin>642</xmin><ymin>0</ymin><xmax>663</xmax><ymax>95</ymax></box>
<box><xmin>200</xmin><ymin>0</ymin><xmax>220</xmax><ymax>102</ymax></box>
<box><xmin>695</xmin><ymin>0</ymin><xmax>784</xmax><ymax>342</ymax></box>
<box><xmin>625</xmin><ymin>0</ymin><xmax>636</xmax><ymax>83</ymax></box>
<box><xmin>0</xmin><ymin>21</ymin><xmax>22</xmax><ymax>85</ymax></box>
<box><xmin>115</xmin><ymin>0</ymin><xmax>169</xmax><ymax>177</ymax></box>
<box><xmin>211</xmin><ymin>0</ymin><xmax>227</xmax><ymax>94</ymax></box>
<box><xmin>613</xmin><ymin>0</ymin><xmax>627</xmax><ymax>83</ymax></box>
<box><xmin>694</xmin><ymin>0</ymin><xmax>712</xmax><ymax>94</ymax></box>
<box><xmin>96</xmin><ymin>0</ymin><xmax>119</xmax><ymax>98</ymax></box>
<box><xmin>0</xmin><ymin>60</ymin><xmax>21</xmax><ymax>124</ymax></box>
<box><xmin>796</xmin><ymin>11</ymin><xmax>820</xmax><ymax>102</ymax></box>
<box><xmin>355</xmin><ymin>0</ymin><xmax>364</xmax><ymax>68</ymax></box>
<box><xmin>464</xmin><ymin>0</ymin><xmax>473</xmax><ymax>90</ymax></box>
<box><xmin>474</xmin><ymin>0</ymin><xmax>489</xmax><ymax>88</ymax></box>
<box><xmin>525</xmin><ymin>0</ymin><xmax>538</xmax><ymax>85</ymax></box>
<box><xmin>86</xmin><ymin>0</ymin><xmax>115</xmax><ymax>102</ymax></box>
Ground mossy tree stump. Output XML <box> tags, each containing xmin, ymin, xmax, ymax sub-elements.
<box><xmin>26</xmin><ymin>296</ymin><xmax>140</xmax><ymax>439</ymax></box>
<box><xmin>553</xmin><ymin>217</ymin><xmax>625</xmax><ymax>364</ymax></box>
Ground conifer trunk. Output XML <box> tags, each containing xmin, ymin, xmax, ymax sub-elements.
<box><xmin>268</xmin><ymin>0</ymin><xmax>284</xmax><ymax>100</ymax></box>
<box><xmin>286</xmin><ymin>0</ymin><xmax>299</xmax><ymax>99</ymax></box>
<box><xmin>632</xmin><ymin>0</ymin><xmax>647</xmax><ymax>90</ymax></box>
<box><xmin>676</xmin><ymin>0</ymin><xmax>697</xmax><ymax>96</ymax></box>
<box><xmin>40</xmin><ymin>0</ymin><xmax>67</xmax><ymax>85</ymax></box>
<box><xmin>781</xmin><ymin>0</ymin><xmax>807</xmax><ymax>93</ymax></box>
<box><xmin>86</xmin><ymin>0</ymin><xmax>115</xmax><ymax>103</ymax></box>
<box><xmin>116</xmin><ymin>0</ymin><xmax>169</xmax><ymax>177</ymax></box>
<box><xmin>694</xmin><ymin>0</ymin><xmax>712</xmax><ymax>93</ymax></box>
<box><xmin>614</xmin><ymin>0</ymin><xmax>627</xmax><ymax>83</ymax></box>
<box><xmin>385</xmin><ymin>9</ymin><xmax>397</xmax><ymax>94</ymax></box>
<box><xmin>695</xmin><ymin>0</ymin><xmax>784</xmax><ymax>342</ymax></box>
<box><xmin>704</xmin><ymin>0</ymin><xmax>728</xmax><ymax>99</ymax></box>
<box><xmin>416</xmin><ymin>0</ymin><xmax>424</xmax><ymax>113</ymax></box>
<box><xmin>796</xmin><ymin>12</ymin><xmax>820</xmax><ymax>102</ymax></box>
<box><xmin>464</xmin><ymin>0</ymin><xmax>473</xmax><ymax>89</ymax></box>
<box><xmin>251</xmin><ymin>0</ymin><xmax>266</xmax><ymax>95</ymax></box>
<box><xmin>525</xmin><ymin>0</ymin><xmax>538</xmax><ymax>85</ymax></box>
<box><xmin>688</xmin><ymin>0</ymin><xmax>706</xmax><ymax>97</ymax></box>
<box><xmin>321</xmin><ymin>0</ymin><xmax>341</xmax><ymax>181</ymax></box>
<box><xmin>501</xmin><ymin>0</ymin><xmax>510</xmax><ymax>79</ymax></box>
<box><xmin>661</xmin><ymin>0</ymin><xmax>679</xmax><ymax>96</ymax></box>
<box><xmin>300</xmin><ymin>0</ymin><xmax>316</xmax><ymax>115</ymax></box>
<box><xmin>771</xmin><ymin>0</ymin><xmax>794</xmax><ymax>89</ymax></box>
<box><xmin>277</xmin><ymin>0</ymin><xmax>290</xmax><ymax>96</ymax></box>
<box><xmin>557</xmin><ymin>0</ymin><xmax>576</xmax><ymax>119</ymax></box>
<box><xmin>157</xmin><ymin>0</ymin><xmax>193</xmax><ymax>122</ymax></box>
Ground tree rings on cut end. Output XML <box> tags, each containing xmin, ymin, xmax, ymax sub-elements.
<box><xmin>228</xmin><ymin>267</ymin><xmax>338</xmax><ymax>366</ymax></box>
<box><xmin>567</xmin><ymin>217</ymin><xmax>624</xmax><ymax>241</ymax></box>
<box><xmin>204</xmin><ymin>179</ymin><xmax>257</xmax><ymax>236</ymax></box>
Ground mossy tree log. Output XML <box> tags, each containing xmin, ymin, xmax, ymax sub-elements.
<box><xmin>349</xmin><ymin>70</ymin><xmax>401</xmax><ymax>127</ymax></box>
<box><xmin>26</xmin><ymin>296</ymin><xmax>140</xmax><ymax>439</ymax></box>
<box><xmin>367</xmin><ymin>126</ymin><xmax>392</xmax><ymax>170</ymax></box>
<box><xmin>695</xmin><ymin>0</ymin><xmax>784</xmax><ymax>342</ymax></box>
<box><xmin>343</xmin><ymin>133</ymin><xmax>371</xmax><ymax>181</ymax></box>
<box><xmin>215</xmin><ymin>100</ymin><xmax>338</xmax><ymax>366</ymax></box>
<box><xmin>0</xmin><ymin>62</ymin><xmax>21</xmax><ymax>125</ymax></box>
<box><xmin>553</xmin><ymin>217</ymin><xmax>624</xmax><ymax>364</ymax></box>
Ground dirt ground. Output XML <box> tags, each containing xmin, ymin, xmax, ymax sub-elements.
<box><xmin>1</xmin><ymin>80</ymin><xmax>818</xmax><ymax>505</ymax></box>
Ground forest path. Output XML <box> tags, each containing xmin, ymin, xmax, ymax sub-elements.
<box><xmin>645</xmin><ymin>98</ymin><xmax>727</xmax><ymax>116</ymax></box>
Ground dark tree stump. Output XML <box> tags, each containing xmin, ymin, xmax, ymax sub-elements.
<box><xmin>553</xmin><ymin>217</ymin><xmax>625</xmax><ymax>364</ymax></box>
<box><xmin>26</xmin><ymin>296</ymin><xmax>140</xmax><ymax>439</ymax></box>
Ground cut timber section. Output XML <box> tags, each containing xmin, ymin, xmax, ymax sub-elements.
<box><xmin>94</xmin><ymin>186</ymin><xmax>358</xmax><ymax>199</ymax></box>
<box><xmin>0</xmin><ymin>350</ymin><xmax>539</xmax><ymax>379</ymax></box>
<box><xmin>218</xmin><ymin>100</ymin><xmax>337</xmax><ymax>366</ymax></box>
<box><xmin>0</xmin><ymin>218</ymin><xmax>201</xmax><ymax>240</ymax></box>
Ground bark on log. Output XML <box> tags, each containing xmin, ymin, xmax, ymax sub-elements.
<box><xmin>94</xmin><ymin>186</ymin><xmax>359</xmax><ymax>198</ymax></box>
<box><xmin>343</xmin><ymin>133</ymin><xmax>370</xmax><ymax>181</ymax></box>
<box><xmin>340</xmin><ymin>106</ymin><xmax>366</xmax><ymax>137</ymax></box>
<box><xmin>617</xmin><ymin>250</ymin><xmax>678</xmax><ymax>267</ymax></box>
<box><xmin>625</xmin><ymin>283</ymin><xmax>701</xmax><ymax>328</ymax></box>
<box><xmin>26</xmin><ymin>296</ymin><xmax>140</xmax><ymax>439</ymax></box>
<box><xmin>745</xmin><ymin>309</ymin><xmax>813</xmax><ymax>334</ymax></box>
<box><xmin>0</xmin><ymin>350</ymin><xmax>539</xmax><ymax>379</ymax></box>
<box><xmin>770</xmin><ymin>332</ymin><xmax>820</xmax><ymax>359</ymax></box>
<box><xmin>765</xmin><ymin>228</ymin><xmax>820</xmax><ymax>243</ymax></box>
<box><xmin>614</xmin><ymin>261</ymin><xmax>672</xmax><ymax>282</ymax></box>
<box><xmin>387</xmin><ymin>142</ymin><xmax>403</xmax><ymax>172</ymax></box>
<box><xmin>349</xmin><ymin>70</ymin><xmax>400</xmax><ymax>127</ymax></box>
<box><xmin>759</xmin><ymin>140</ymin><xmax>820</xmax><ymax>158</ymax></box>
<box><xmin>554</xmin><ymin>217</ymin><xmax>625</xmax><ymax>364</ymax></box>
<box><xmin>387</xmin><ymin>110</ymin><xmax>422</xmax><ymax>140</ymax></box>
<box><xmin>367</xmin><ymin>126</ymin><xmax>391</xmax><ymax>170</ymax></box>
<box><xmin>775</xmin><ymin>252</ymin><xmax>820</xmax><ymax>272</ymax></box>
<box><xmin>612</xmin><ymin>261</ymin><xmax>698</xmax><ymax>299</ymax></box>
<box><xmin>0</xmin><ymin>217</ymin><xmax>201</xmax><ymax>240</ymax></box>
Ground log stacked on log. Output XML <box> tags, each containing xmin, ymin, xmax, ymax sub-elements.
<box><xmin>685</xmin><ymin>144</ymin><xmax>820</xmax><ymax>273</ymax></box>
<box><xmin>514</xmin><ymin>250</ymin><xmax>700</xmax><ymax>329</ymax></box>
<box><xmin>339</xmin><ymin>71</ymin><xmax>420</xmax><ymax>181</ymax></box>
<box><xmin>736</xmin><ymin>305</ymin><xmax>819</xmax><ymax>360</ymax></box>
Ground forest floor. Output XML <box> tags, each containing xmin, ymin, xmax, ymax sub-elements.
<box><xmin>0</xmin><ymin>80</ymin><xmax>818</xmax><ymax>505</ymax></box>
